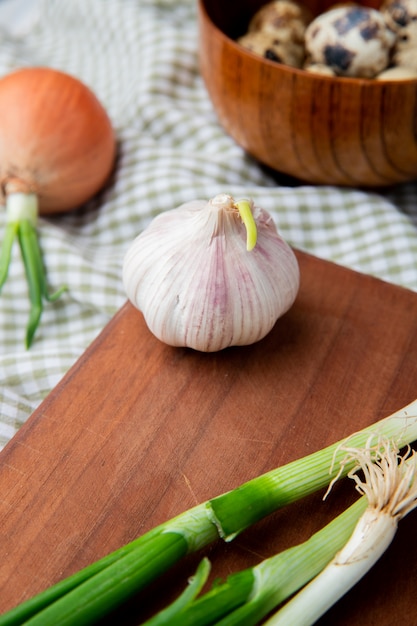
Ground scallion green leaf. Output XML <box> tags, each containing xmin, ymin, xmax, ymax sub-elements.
<box><xmin>1</xmin><ymin>400</ymin><xmax>416</xmax><ymax>625</ymax></box>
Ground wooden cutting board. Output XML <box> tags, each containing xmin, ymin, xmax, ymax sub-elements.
<box><xmin>0</xmin><ymin>249</ymin><xmax>417</xmax><ymax>625</ymax></box>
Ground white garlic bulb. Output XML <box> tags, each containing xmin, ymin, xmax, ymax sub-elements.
<box><xmin>123</xmin><ymin>194</ymin><xmax>300</xmax><ymax>352</ymax></box>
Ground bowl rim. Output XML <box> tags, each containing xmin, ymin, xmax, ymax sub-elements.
<box><xmin>197</xmin><ymin>0</ymin><xmax>417</xmax><ymax>86</ymax></box>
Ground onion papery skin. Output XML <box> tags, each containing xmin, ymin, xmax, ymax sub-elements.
<box><xmin>0</xmin><ymin>67</ymin><xmax>116</xmax><ymax>214</ymax></box>
<box><xmin>123</xmin><ymin>197</ymin><xmax>300</xmax><ymax>352</ymax></box>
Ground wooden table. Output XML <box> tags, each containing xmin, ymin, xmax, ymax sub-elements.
<box><xmin>0</xmin><ymin>250</ymin><xmax>416</xmax><ymax>624</ymax></box>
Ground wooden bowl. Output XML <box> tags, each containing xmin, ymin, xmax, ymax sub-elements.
<box><xmin>198</xmin><ymin>0</ymin><xmax>417</xmax><ymax>187</ymax></box>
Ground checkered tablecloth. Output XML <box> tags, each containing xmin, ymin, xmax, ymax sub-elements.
<box><xmin>0</xmin><ymin>0</ymin><xmax>416</xmax><ymax>449</ymax></box>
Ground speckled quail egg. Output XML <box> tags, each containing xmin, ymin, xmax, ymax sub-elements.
<box><xmin>380</xmin><ymin>0</ymin><xmax>417</xmax><ymax>31</ymax></box>
<box><xmin>380</xmin><ymin>0</ymin><xmax>417</xmax><ymax>71</ymax></box>
<box><xmin>304</xmin><ymin>62</ymin><xmax>337</xmax><ymax>75</ymax></box>
<box><xmin>237</xmin><ymin>30</ymin><xmax>305</xmax><ymax>67</ymax></box>
<box><xmin>304</xmin><ymin>4</ymin><xmax>397</xmax><ymax>77</ymax></box>
<box><xmin>390</xmin><ymin>19</ymin><xmax>417</xmax><ymax>70</ymax></box>
<box><xmin>376</xmin><ymin>64</ymin><xmax>417</xmax><ymax>78</ymax></box>
<box><xmin>248</xmin><ymin>0</ymin><xmax>313</xmax><ymax>46</ymax></box>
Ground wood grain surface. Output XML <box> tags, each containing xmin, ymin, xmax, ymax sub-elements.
<box><xmin>0</xmin><ymin>250</ymin><xmax>417</xmax><ymax>624</ymax></box>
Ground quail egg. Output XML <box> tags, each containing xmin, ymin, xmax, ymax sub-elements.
<box><xmin>391</xmin><ymin>21</ymin><xmax>417</xmax><ymax>69</ymax></box>
<box><xmin>381</xmin><ymin>0</ymin><xmax>417</xmax><ymax>31</ymax></box>
<box><xmin>237</xmin><ymin>30</ymin><xmax>305</xmax><ymax>67</ymax></box>
<box><xmin>304</xmin><ymin>4</ymin><xmax>397</xmax><ymax>77</ymax></box>
<box><xmin>376</xmin><ymin>64</ymin><xmax>417</xmax><ymax>78</ymax></box>
<box><xmin>248</xmin><ymin>0</ymin><xmax>313</xmax><ymax>45</ymax></box>
<box><xmin>382</xmin><ymin>0</ymin><xmax>417</xmax><ymax>73</ymax></box>
<box><xmin>304</xmin><ymin>61</ymin><xmax>337</xmax><ymax>75</ymax></box>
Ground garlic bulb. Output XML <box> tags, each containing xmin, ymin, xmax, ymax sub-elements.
<box><xmin>123</xmin><ymin>194</ymin><xmax>300</xmax><ymax>352</ymax></box>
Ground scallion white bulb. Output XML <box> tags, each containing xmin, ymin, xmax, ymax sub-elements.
<box><xmin>122</xmin><ymin>194</ymin><xmax>300</xmax><ymax>352</ymax></box>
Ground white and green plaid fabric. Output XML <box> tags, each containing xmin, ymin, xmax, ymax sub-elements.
<box><xmin>0</xmin><ymin>0</ymin><xmax>416</xmax><ymax>449</ymax></box>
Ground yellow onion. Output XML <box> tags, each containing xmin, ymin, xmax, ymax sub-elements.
<box><xmin>0</xmin><ymin>66</ymin><xmax>116</xmax><ymax>347</ymax></box>
<box><xmin>0</xmin><ymin>66</ymin><xmax>115</xmax><ymax>211</ymax></box>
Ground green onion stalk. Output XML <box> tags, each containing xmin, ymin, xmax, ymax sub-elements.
<box><xmin>146</xmin><ymin>436</ymin><xmax>417</xmax><ymax>626</ymax></box>
<box><xmin>1</xmin><ymin>400</ymin><xmax>417</xmax><ymax>626</ymax></box>
<box><xmin>0</xmin><ymin>192</ymin><xmax>67</xmax><ymax>348</ymax></box>
<box><xmin>142</xmin><ymin>498</ymin><xmax>368</xmax><ymax>626</ymax></box>
<box><xmin>266</xmin><ymin>437</ymin><xmax>417</xmax><ymax>626</ymax></box>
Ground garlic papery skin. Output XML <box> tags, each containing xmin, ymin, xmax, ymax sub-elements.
<box><xmin>122</xmin><ymin>194</ymin><xmax>300</xmax><ymax>352</ymax></box>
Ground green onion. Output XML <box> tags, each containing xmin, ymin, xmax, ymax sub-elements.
<box><xmin>142</xmin><ymin>557</ymin><xmax>213</xmax><ymax>626</ymax></box>
<box><xmin>266</xmin><ymin>437</ymin><xmax>417</xmax><ymax>626</ymax></box>
<box><xmin>143</xmin><ymin>498</ymin><xmax>368</xmax><ymax>626</ymax></box>
<box><xmin>0</xmin><ymin>193</ymin><xmax>67</xmax><ymax>348</ymax></box>
<box><xmin>208</xmin><ymin>399</ymin><xmax>417</xmax><ymax>540</ymax></box>
<box><xmin>1</xmin><ymin>400</ymin><xmax>416</xmax><ymax>625</ymax></box>
<box><xmin>144</xmin><ymin>435</ymin><xmax>417</xmax><ymax>626</ymax></box>
<box><xmin>0</xmin><ymin>519</ymin><xmax>214</xmax><ymax>626</ymax></box>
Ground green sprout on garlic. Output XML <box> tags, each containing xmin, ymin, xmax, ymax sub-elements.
<box><xmin>234</xmin><ymin>198</ymin><xmax>258</xmax><ymax>251</ymax></box>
